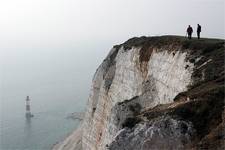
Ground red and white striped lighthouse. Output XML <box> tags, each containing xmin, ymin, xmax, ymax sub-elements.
<box><xmin>25</xmin><ymin>96</ymin><xmax>34</xmax><ymax>118</ymax></box>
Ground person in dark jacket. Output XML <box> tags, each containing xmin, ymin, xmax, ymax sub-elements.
<box><xmin>197</xmin><ymin>24</ymin><xmax>201</xmax><ymax>39</ymax></box>
<box><xmin>187</xmin><ymin>25</ymin><xmax>193</xmax><ymax>39</ymax></box>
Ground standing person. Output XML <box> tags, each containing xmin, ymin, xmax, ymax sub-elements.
<box><xmin>197</xmin><ymin>24</ymin><xmax>202</xmax><ymax>39</ymax></box>
<box><xmin>187</xmin><ymin>25</ymin><xmax>193</xmax><ymax>39</ymax></box>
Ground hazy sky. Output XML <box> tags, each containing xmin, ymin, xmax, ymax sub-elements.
<box><xmin>0</xmin><ymin>0</ymin><xmax>224</xmax><ymax>49</ymax></box>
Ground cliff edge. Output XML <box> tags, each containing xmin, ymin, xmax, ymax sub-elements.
<box><xmin>54</xmin><ymin>36</ymin><xmax>224</xmax><ymax>150</ymax></box>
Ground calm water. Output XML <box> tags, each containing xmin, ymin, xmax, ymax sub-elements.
<box><xmin>0</xmin><ymin>44</ymin><xmax>108</xmax><ymax>150</ymax></box>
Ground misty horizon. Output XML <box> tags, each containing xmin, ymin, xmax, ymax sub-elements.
<box><xmin>0</xmin><ymin>0</ymin><xmax>224</xmax><ymax>50</ymax></box>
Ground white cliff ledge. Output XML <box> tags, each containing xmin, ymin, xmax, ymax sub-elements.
<box><xmin>53</xmin><ymin>36</ymin><xmax>224</xmax><ymax>150</ymax></box>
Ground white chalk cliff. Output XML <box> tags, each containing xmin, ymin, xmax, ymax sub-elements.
<box><xmin>53</xmin><ymin>36</ymin><xmax>225</xmax><ymax>150</ymax></box>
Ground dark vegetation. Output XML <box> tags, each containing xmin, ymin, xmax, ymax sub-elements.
<box><xmin>128</xmin><ymin>103</ymin><xmax>142</xmax><ymax>116</ymax></box>
<box><xmin>113</xmin><ymin>96</ymin><xmax>143</xmax><ymax>129</ymax></box>
<box><xmin>172</xmin><ymin>88</ymin><xmax>224</xmax><ymax>138</ymax></box>
<box><xmin>122</xmin><ymin>117</ymin><xmax>141</xmax><ymax>129</ymax></box>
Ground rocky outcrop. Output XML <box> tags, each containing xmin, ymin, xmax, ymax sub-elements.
<box><xmin>54</xmin><ymin>36</ymin><xmax>224</xmax><ymax>150</ymax></box>
<box><xmin>109</xmin><ymin>116</ymin><xmax>195</xmax><ymax>150</ymax></box>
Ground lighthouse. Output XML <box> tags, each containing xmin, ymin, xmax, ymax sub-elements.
<box><xmin>25</xmin><ymin>96</ymin><xmax>34</xmax><ymax>118</ymax></box>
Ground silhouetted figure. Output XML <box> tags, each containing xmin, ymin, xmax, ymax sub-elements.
<box><xmin>197</xmin><ymin>24</ymin><xmax>201</xmax><ymax>39</ymax></box>
<box><xmin>187</xmin><ymin>25</ymin><xmax>193</xmax><ymax>39</ymax></box>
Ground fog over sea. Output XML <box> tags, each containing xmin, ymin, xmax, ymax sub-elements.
<box><xmin>0</xmin><ymin>43</ymin><xmax>109</xmax><ymax>150</ymax></box>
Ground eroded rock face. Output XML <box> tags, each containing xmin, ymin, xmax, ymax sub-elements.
<box><xmin>54</xmin><ymin>36</ymin><xmax>224</xmax><ymax>150</ymax></box>
<box><xmin>82</xmin><ymin>37</ymin><xmax>195</xmax><ymax>150</ymax></box>
<box><xmin>109</xmin><ymin>116</ymin><xmax>195</xmax><ymax>150</ymax></box>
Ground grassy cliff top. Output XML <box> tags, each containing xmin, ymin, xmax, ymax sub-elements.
<box><xmin>114</xmin><ymin>35</ymin><xmax>224</xmax><ymax>51</ymax></box>
<box><xmin>113</xmin><ymin>35</ymin><xmax>224</xmax><ymax>64</ymax></box>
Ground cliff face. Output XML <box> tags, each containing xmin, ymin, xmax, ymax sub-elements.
<box><xmin>54</xmin><ymin>36</ymin><xmax>224</xmax><ymax>150</ymax></box>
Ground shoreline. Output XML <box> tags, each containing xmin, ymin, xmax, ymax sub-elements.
<box><xmin>52</xmin><ymin>112</ymin><xmax>84</xmax><ymax>150</ymax></box>
<box><xmin>52</xmin><ymin>124</ymin><xmax>83</xmax><ymax>150</ymax></box>
<box><xmin>66</xmin><ymin>112</ymin><xmax>84</xmax><ymax>121</ymax></box>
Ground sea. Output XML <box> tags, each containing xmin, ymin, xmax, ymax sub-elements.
<box><xmin>0</xmin><ymin>44</ymin><xmax>108</xmax><ymax>150</ymax></box>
